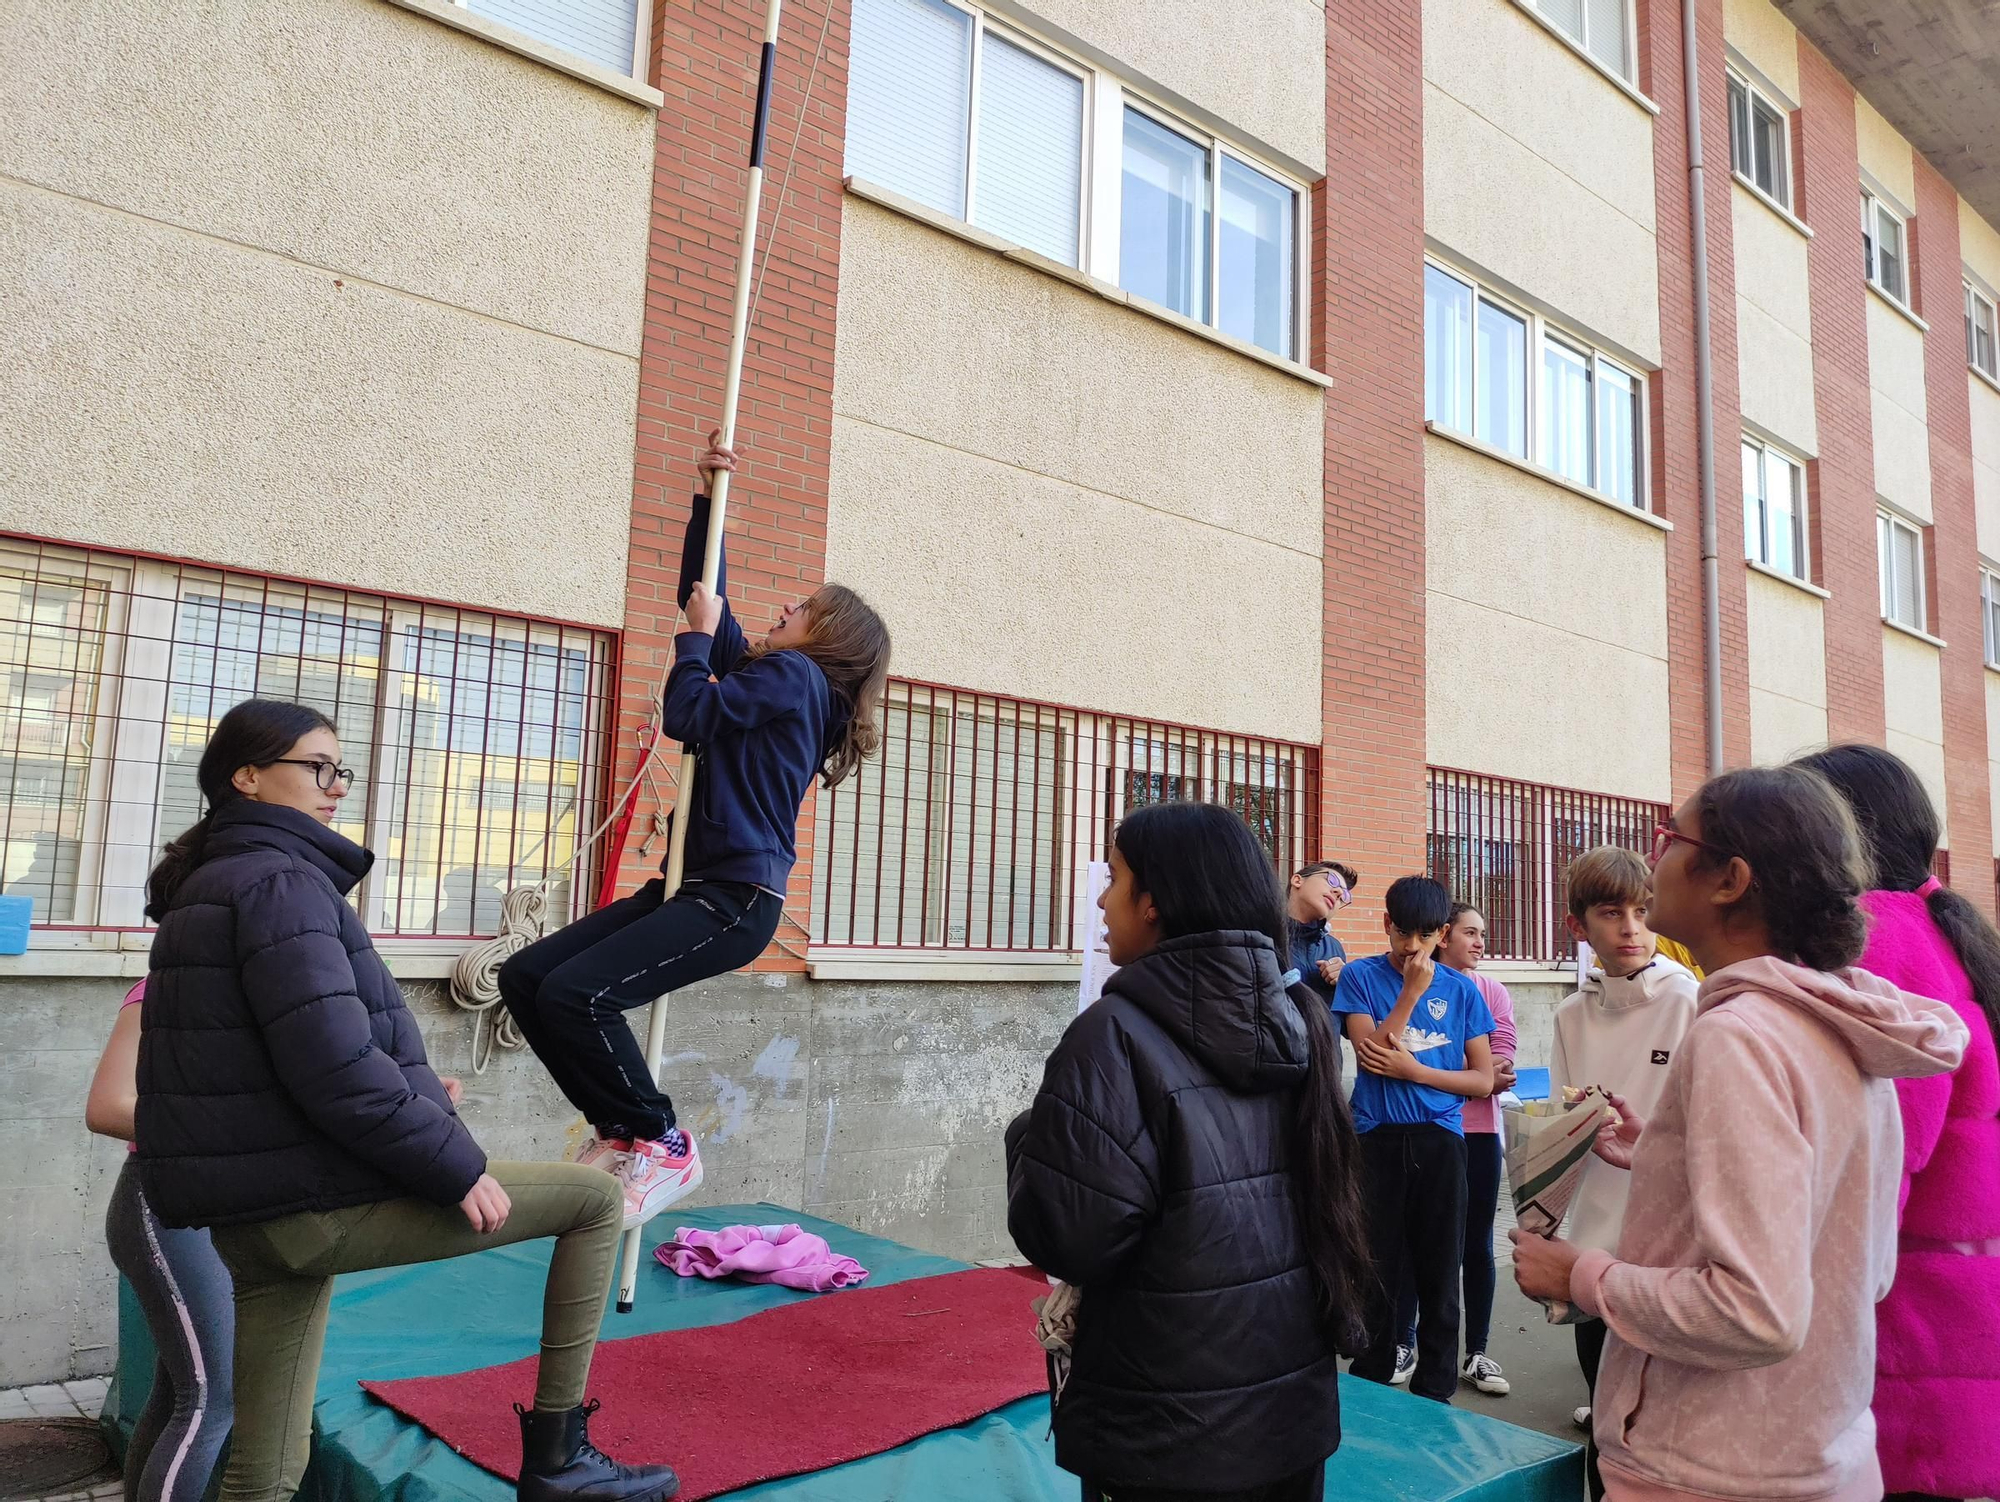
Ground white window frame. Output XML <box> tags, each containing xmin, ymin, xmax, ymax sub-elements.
<box><xmin>1726</xmin><ymin>68</ymin><xmax>1792</xmax><ymax>211</ymax></box>
<box><xmin>846</xmin><ymin>0</ymin><xmax>1311</xmax><ymax>362</ymax></box>
<box><xmin>1523</xmin><ymin>0</ymin><xmax>1638</xmax><ymax>84</ymax></box>
<box><xmin>1966</xmin><ymin>278</ymin><xmax>1999</xmax><ymax>382</ymax></box>
<box><xmin>1862</xmin><ymin>188</ymin><xmax>1911</xmax><ymax>307</ymax></box>
<box><xmin>1982</xmin><ymin>565</ymin><xmax>2000</xmax><ymax>668</ymax></box>
<box><xmin>1425</xmin><ymin>256</ymin><xmax>1651</xmax><ymax>510</ymax></box>
<box><xmin>1878</xmin><ymin>509</ymin><xmax>1926</xmax><ymax>631</ymax></box>
<box><xmin>1741</xmin><ymin>434</ymin><xmax>1809</xmax><ymax>582</ymax></box>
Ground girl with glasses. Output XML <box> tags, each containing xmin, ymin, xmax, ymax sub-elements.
<box><xmin>1511</xmin><ymin>765</ymin><xmax>1967</xmax><ymax>1502</ymax></box>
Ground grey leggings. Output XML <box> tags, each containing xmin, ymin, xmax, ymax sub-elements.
<box><xmin>106</xmin><ymin>1158</ymin><xmax>234</xmax><ymax>1502</ymax></box>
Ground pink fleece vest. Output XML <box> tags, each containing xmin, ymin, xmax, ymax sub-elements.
<box><xmin>1857</xmin><ymin>890</ymin><xmax>2000</xmax><ymax>1500</ymax></box>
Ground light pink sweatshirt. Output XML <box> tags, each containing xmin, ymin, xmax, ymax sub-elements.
<box><xmin>1568</xmin><ymin>956</ymin><xmax>1967</xmax><ymax>1502</ymax></box>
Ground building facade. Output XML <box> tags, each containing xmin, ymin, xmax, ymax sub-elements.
<box><xmin>3</xmin><ymin>0</ymin><xmax>1997</xmax><ymax>1382</ymax></box>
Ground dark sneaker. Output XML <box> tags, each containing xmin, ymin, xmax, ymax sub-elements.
<box><xmin>1390</xmin><ymin>1344</ymin><xmax>1416</xmax><ymax>1386</ymax></box>
<box><xmin>1462</xmin><ymin>1352</ymin><xmax>1511</xmax><ymax>1395</ymax></box>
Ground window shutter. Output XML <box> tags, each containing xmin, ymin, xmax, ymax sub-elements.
<box><xmin>469</xmin><ymin>0</ymin><xmax>639</xmax><ymax>75</ymax></box>
<box><xmin>1584</xmin><ymin>0</ymin><xmax>1629</xmax><ymax>75</ymax></box>
<box><xmin>846</xmin><ymin>0</ymin><xmax>974</xmax><ymax>218</ymax></box>
<box><xmin>971</xmin><ymin>34</ymin><xmax>1084</xmax><ymax>267</ymax></box>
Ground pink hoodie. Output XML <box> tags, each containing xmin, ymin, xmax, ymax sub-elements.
<box><xmin>1853</xmin><ymin>890</ymin><xmax>2000</xmax><ymax>1500</ymax></box>
<box><xmin>1568</xmin><ymin>956</ymin><xmax>1967</xmax><ymax>1502</ymax></box>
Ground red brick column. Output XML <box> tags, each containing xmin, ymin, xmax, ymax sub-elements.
<box><xmin>1315</xmin><ymin>0</ymin><xmax>1428</xmax><ymax>921</ymax></box>
<box><xmin>1795</xmin><ymin>41</ymin><xmax>1886</xmax><ymax>744</ymax></box>
<box><xmin>1911</xmin><ymin>159</ymin><xmax>1995</xmax><ymax>913</ymax></box>
<box><xmin>1644</xmin><ymin>0</ymin><xmax>1751</xmax><ymax>798</ymax></box>
<box><xmin>610</xmin><ymin>1</ymin><xmax>851</xmax><ymax>968</ymax></box>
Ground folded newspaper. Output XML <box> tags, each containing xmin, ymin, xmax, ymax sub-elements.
<box><xmin>1504</xmin><ymin>1084</ymin><xmax>1615</xmax><ymax>1325</ymax></box>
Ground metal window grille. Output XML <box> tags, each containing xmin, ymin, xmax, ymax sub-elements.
<box><xmin>810</xmin><ymin>679</ymin><xmax>1320</xmax><ymax>952</ymax></box>
<box><xmin>0</xmin><ymin>535</ymin><xmax>614</xmax><ymax>937</ymax></box>
<box><xmin>1426</xmin><ymin>766</ymin><xmax>1668</xmax><ymax>964</ymax></box>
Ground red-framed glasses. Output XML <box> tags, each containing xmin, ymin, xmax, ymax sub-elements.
<box><xmin>1649</xmin><ymin>822</ymin><xmax>1729</xmax><ymax>868</ymax></box>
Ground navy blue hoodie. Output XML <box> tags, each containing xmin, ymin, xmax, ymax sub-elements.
<box><xmin>664</xmin><ymin>494</ymin><xmax>849</xmax><ymax>893</ymax></box>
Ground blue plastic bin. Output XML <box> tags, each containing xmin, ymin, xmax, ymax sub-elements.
<box><xmin>0</xmin><ymin>894</ymin><xmax>31</xmax><ymax>955</ymax></box>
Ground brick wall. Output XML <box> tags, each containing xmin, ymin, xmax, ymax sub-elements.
<box><xmin>1317</xmin><ymin>0</ymin><xmax>1429</xmax><ymax>922</ymax></box>
<box><xmin>1796</xmin><ymin>40</ymin><xmax>1886</xmax><ymax>744</ymax></box>
<box><xmin>1646</xmin><ymin>0</ymin><xmax>1752</xmax><ymax>800</ymax></box>
<box><xmin>614</xmin><ymin>1</ymin><xmax>852</xmax><ymax>967</ymax></box>
<box><xmin>1911</xmin><ymin>158</ymin><xmax>1995</xmax><ymax>912</ymax></box>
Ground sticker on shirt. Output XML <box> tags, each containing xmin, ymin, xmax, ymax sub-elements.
<box><xmin>1650</xmin><ymin>1049</ymin><xmax>1671</xmax><ymax>1065</ymax></box>
<box><xmin>1400</xmin><ymin>1026</ymin><xmax>1454</xmax><ymax>1053</ymax></box>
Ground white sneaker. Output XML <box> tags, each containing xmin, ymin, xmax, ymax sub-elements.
<box><xmin>1573</xmin><ymin>1404</ymin><xmax>1593</xmax><ymax>1430</ymax></box>
<box><xmin>570</xmin><ymin>1132</ymin><xmax>631</xmax><ymax>1173</ymax></box>
<box><xmin>1390</xmin><ymin>1344</ymin><xmax>1416</xmax><ymax>1385</ymax></box>
<box><xmin>1462</xmin><ymin>1352</ymin><xmax>1511</xmax><ymax>1395</ymax></box>
<box><xmin>618</xmin><ymin>1131</ymin><xmax>703</xmax><ymax>1229</ymax></box>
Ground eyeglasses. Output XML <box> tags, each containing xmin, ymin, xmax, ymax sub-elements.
<box><xmin>271</xmin><ymin>758</ymin><xmax>355</xmax><ymax>793</ymax></box>
<box><xmin>1649</xmin><ymin>822</ymin><xmax>1727</xmax><ymax>868</ymax></box>
<box><xmin>1326</xmin><ymin>876</ymin><xmax>1352</xmax><ymax>908</ymax></box>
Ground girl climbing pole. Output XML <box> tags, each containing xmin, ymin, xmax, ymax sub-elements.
<box><xmin>501</xmin><ymin>431</ymin><xmax>891</xmax><ymax>1229</ymax></box>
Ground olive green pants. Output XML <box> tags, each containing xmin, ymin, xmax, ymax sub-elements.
<box><xmin>209</xmin><ymin>1160</ymin><xmax>622</xmax><ymax>1502</ymax></box>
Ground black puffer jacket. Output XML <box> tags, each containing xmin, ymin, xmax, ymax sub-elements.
<box><xmin>1005</xmin><ymin>930</ymin><xmax>1343</xmax><ymax>1491</ymax></box>
<box><xmin>137</xmin><ymin>801</ymin><xmax>486</xmax><ymax>1228</ymax></box>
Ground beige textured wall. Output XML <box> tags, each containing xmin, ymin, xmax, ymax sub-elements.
<box><xmin>826</xmin><ymin>199</ymin><xmax>1324</xmax><ymax>741</ymax></box>
<box><xmin>1423</xmin><ymin>0</ymin><xmax>1661</xmax><ymax>365</ymax></box>
<box><xmin>1745</xmin><ymin>570</ymin><xmax>1827</xmax><ymax>762</ymax></box>
<box><xmin>1723</xmin><ymin>0</ymin><xmax>1799</xmax><ymax>99</ymax></box>
<box><xmin>1973</xmin><ymin>381</ymin><xmax>2000</xmax><ymax>561</ymax></box>
<box><xmin>1855</xmin><ymin>95</ymin><xmax>1916</xmax><ymax>208</ymax></box>
<box><xmin>1964</xmin><ymin>200</ymin><xmax>2000</xmax><ymax>292</ymax></box>
<box><xmin>0</xmin><ymin>0</ymin><xmax>654</xmax><ymax>626</ymax></box>
<box><xmin>1425</xmin><ymin>439</ymin><xmax>1671</xmax><ymax>799</ymax></box>
<box><xmin>1013</xmin><ymin>0</ymin><xmax>1324</xmax><ymax>167</ymax></box>
<box><xmin>1734</xmin><ymin>191</ymin><xmax>1817</xmax><ymax>454</ymax></box>
<box><xmin>1869</xmin><ymin>298</ymin><xmax>1933</xmax><ymax>523</ymax></box>
<box><xmin>1884</xmin><ymin>628</ymin><xmax>1949</xmax><ymax>839</ymax></box>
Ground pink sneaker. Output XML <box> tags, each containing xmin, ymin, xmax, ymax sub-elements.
<box><xmin>618</xmin><ymin>1132</ymin><xmax>703</xmax><ymax>1229</ymax></box>
<box><xmin>570</xmin><ymin>1132</ymin><xmax>631</xmax><ymax>1173</ymax></box>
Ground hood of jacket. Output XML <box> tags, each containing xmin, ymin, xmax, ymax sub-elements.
<box><xmin>201</xmin><ymin>799</ymin><xmax>375</xmax><ymax>896</ymax></box>
<box><xmin>1099</xmin><ymin>929</ymin><xmax>1310</xmax><ymax>1094</ymax></box>
<box><xmin>1579</xmin><ymin>953</ymin><xmax>1696</xmax><ymax>1013</ymax></box>
<box><xmin>1699</xmin><ymin>953</ymin><xmax>1968</xmax><ymax>1082</ymax></box>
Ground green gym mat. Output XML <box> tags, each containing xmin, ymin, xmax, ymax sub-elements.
<box><xmin>104</xmin><ymin>1203</ymin><xmax>1581</xmax><ymax>1501</ymax></box>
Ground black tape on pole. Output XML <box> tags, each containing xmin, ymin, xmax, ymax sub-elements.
<box><xmin>750</xmin><ymin>41</ymin><xmax>776</xmax><ymax>167</ymax></box>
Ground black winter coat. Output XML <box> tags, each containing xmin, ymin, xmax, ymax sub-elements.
<box><xmin>136</xmin><ymin>801</ymin><xmax>486</xmax><ymax>1228</ymax></box>
<box><xmin>1005</xmin><ymin>930</ymin><xmax>1343</xmax><ymax>1492</ymax></box>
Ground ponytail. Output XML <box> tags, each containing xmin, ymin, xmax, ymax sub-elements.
<box><xmin>1292</xmin><ymin>984</ymin><xmax>1374</xmax><ymax>1353</ymax></box>
<box><xmin>145</xmin><ymin>813</ymin><xmax>217</xmax><ymax>922</ymax></box>
<box><xmin>143</xmin><ymin>697</ymin><xmax>337</xmax><ymax>922</ymax></box>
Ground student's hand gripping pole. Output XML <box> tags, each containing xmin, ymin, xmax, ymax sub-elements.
<box><xmin>615</xmin><ymin>0</ymin><xmax>784</xmax><ymax>1315</ymax></box>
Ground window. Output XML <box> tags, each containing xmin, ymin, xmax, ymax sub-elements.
<box><xmin>1426</xmin><ymin>767</ymin><xmax>1665</xmax><ymax>963</ymax></box>
<box><xmin>811</xmin><ymin>681</ymin><xmax>1318</xmax><ymax>951</ymax></box>
<box><xmin>1426</xmin><ymin>260</ymin><xmax>1646</xmax><ymax>503</ymax></box>
<box><xmin>1983</xmin><ymin>568</ymin><xmax>2000</xmax><ymax>667</ymax></box>
<box><xmin>1726</xmin><ymin>71</ymin><xmax>1791</xmax><ymax>209</ymax></box>
<box><xmin>0</xmin><ymin>538</ymin><xmax>613</xmax><ymax>935</ymax></box>
<box><xmin>1967</xmin><ymin>281</ymin><xmax>1998</xmax><ymax>380</ymax></box>
<box><xmin>466</xmin><ymin>0</ymin><xmax>649</xmax><ymax>78</ymax></box>
<box><xmin>846</xmin><ymin>0</ymin><xmax>1305</xmax><ymax>359</ymax></box>
<box><xmin>1526</xmin><ymin>0</ymin><xmax>1633</xmax><ymax>80</ymax></box>
<box><xmin>1741</xmin><ymin>437</ymin><xmax>1807</xmax><ymax>581</ymax></box>
<box><xmin>1862</xmin><ymin>190</ymin><xmax>1908</xmax><ymax>305</ymax></box>
<box><xmin>1878</xmin><ymin>511</ymin><xmax>1925</xmax><ymax>630</ymax></box>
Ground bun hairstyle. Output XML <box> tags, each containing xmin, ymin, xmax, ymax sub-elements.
<box><xmin>144</xmin><ymin>698</ymin><xmax>338</xmax><ymax>921</ymax></box>
<box><xmin>1689</xmin><ymin>764</ymin><xmax>1869</xmax><ymax>972</ymax></box>
<box><xmin>1796</xmin><ymin>743</ymin><xmax>2000</xmax><ymax>1046</ymax></box>
<box><xmin>1114</xmin><ymin>801</ymin><xmax>1372</xmax><ymax>1353</ymax></box>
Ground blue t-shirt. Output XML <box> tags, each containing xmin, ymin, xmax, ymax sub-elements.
<box><xmin>1330</xmin><ymin>953</ymin><xmax>1496</xmax><ymax>1135</ymax></box>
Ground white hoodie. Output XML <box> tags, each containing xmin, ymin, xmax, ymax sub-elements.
<box><xmin>1549</xmin><ymin>956</ymin><xmax>1700</xmax><ymax>1254</ymax></box>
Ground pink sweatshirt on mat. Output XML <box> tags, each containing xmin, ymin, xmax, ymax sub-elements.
<box><xmin>1568</xmin><ymin>956</ymin><xmax>1967</xmax><ymax>1502</ymax></box>
<box><xmin>1852</xmin><ymin>890</ymin><xmax>2000</xmax><ymax>1501</ymax></box>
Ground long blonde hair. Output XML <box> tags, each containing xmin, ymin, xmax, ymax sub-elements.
<box><xmin>763</xmin><ymin>583</ymin><xmax>890</xmax><ymax>787</ymax></box>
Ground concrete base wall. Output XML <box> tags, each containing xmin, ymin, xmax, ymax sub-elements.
<box><xmin>0</xmin><ymin>970</ymin><xmax>1074</xmax><ymax>1388</ymax></box>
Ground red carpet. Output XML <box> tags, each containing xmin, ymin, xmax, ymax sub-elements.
<box><xmin>361</xmin><ymin>1267</ymin><xmax>1050</xmax><ymax>1500</ymax></box>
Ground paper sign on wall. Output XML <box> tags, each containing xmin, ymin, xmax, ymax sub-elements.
<box><xmin>1075</xmin><ymin>860</ymin><xmax>1116</xmax><ymax>1014</ymax></box>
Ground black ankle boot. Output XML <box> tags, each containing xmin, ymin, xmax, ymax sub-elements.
<box><xmin>515</xmin><ymin>1401</ymin><xmax>680</xmax><ymax>1502</ymax></box>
